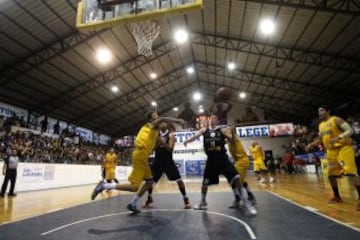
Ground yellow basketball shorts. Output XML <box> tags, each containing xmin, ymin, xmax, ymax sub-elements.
<box><xmin>327</xmin><ymin>145</ymin><xmax>357</xmax><ymax>176</ymax></box>
<box><xmin>105</xmin><ymin>167</ymin><xmax>115</xmax><ymax>180</ymax></box>
<box><xmin>234</xmin><ymin>157</ymin><xmax>250</xmax><ymax>182</ymax></box>
<box><xmin>128</xmin><ymin>149</ymin><xmax>153</xmax><ymax>188</ymax></box>
<box><xmin>253</xmin><ymin>158</ymin><xmax>268</xmax><ymax>172</ymax></box>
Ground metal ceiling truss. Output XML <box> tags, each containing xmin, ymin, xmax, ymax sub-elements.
<box><xmin>195</xmin><ymin>61</ymin><xmax>343</xmax><ymax>99</ymax></box>
<box><xmin>35</xmin><ymin>41</ymin><xmax>177</xmax><ymax>113</ymax></box>
<box><xmin>107</xmin><ymin>85</ymin><xmax>196</xmax><ymax>136</ymax></box>
<box><xmin>74</xmin><ymin>65</ymin><xmax>191</xmax><ymax>123</ymax></box>
<box><xmin>0</xmin><ymin>29</ymin><xmax>107</xmax><ymax>86</ymax></box>
<box><xmin>196</xmin><ymin>80</ymin><xmax>308</xmax><ymax>119</ymax></box>
<box><xmin>243</xmin><ymin>0</ymin><xmax>360</xmax><ymax>15</ymax></box>
<box><xmin>89</xmin><ymin>61</ymin><xmax>316</xmax><ymax>135</ymax></box>
<box><xmin>192</xmin><ymin>33</ymin><xmax>360</xmax><ymax>73</ymax></box>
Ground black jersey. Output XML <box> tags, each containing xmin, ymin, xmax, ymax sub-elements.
<box><xmin>203</xmin><ymin>127</ymin><xmax>226</xmax><ymax>155</ymax></box>
<box><xmin>155</xmin><ymin>129</ymin><xmax>172</xmax><ymax>159</ymax></box>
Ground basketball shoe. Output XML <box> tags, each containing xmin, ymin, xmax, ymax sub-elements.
<box><xmin>142</xmin><ymin>196</ymin><xmax>154</xmax><ymax>208</ymax></box>
<box><xmin>91</xmin><ymin>180</ymin><xmax>105</xmax><ymax>200</ymax></box>
<box><xmin>193</xmin><ymin>201</ymin><xmax>207</xmax><ymax>210</ymax></box>
<box><xmin>184</xmin><ymin>197</ymin><xmax>192</xmax><ymax>209</ymax></box>
<box><xmin>328</xmin><ymin>196</ymin><xmax>343</xmax><ymax>204</ymax></box>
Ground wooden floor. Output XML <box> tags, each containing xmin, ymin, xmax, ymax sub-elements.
<box><xmin>1</xmin><ymin>173</ymin><xmax>359</xmax><ymax>229</ymax></box>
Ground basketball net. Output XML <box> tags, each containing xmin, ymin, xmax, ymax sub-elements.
<box><xmin>129</xmin><ymin>20</ymin><xmax>160</xmax><ymax>57</ymax></box>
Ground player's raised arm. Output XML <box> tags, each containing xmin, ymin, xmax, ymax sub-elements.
<box><xmin>184</xmin><ymin>128</ymin><xmax>206</xmax><ymax>147</ymax></box>
<box><xmin>151</xmin><ymin>116</ymin><xmax>185</xmax><ymax>128</ymax></box>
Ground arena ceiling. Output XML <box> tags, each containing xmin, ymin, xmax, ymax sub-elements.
<box><xmin>1</xmin><ymin>0</ymin><xmax>360</xmax><ymax>137</ymax></box>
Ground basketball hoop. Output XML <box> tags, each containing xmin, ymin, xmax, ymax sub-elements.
<box><xmin>129</xmin><ymin>19</ymin><xmax>160</xmax><ymax>57</ymax></box>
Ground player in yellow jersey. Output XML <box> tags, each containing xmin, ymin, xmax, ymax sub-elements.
<box><xmin>227</xmin><ymin>127</ymin><xmax>256</xmax><ymax>208</ymax></box>
<box><xmin>91</xmin><ymin>112</ymin><xmax>185</xmax><ymax>213</ymax></box>
<box><xmin>306</xmin><ymin>106</ymin><xmax>360</xmax><ymax>210</ymax></box>
<box><xmin>250</xmin><ymin>141</ymin><xmax>274</xmax><ymax>183</ymax></box>
<box><xmin>103</xmin><ymin>148</ymin><xmax>119</xmax><ymax>184</ymax></box>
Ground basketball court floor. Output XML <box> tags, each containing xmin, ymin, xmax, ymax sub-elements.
<box><xmin>1</xmin><ymin>174</ymin><xmax>359</xmax><ymax>240</ymax></box>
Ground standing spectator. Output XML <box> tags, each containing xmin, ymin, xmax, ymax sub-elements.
<box><xmin>0</xmin><ymin>115</ymin><xmax>4</xmax><ymax>130</ymax></box>
<box><xmin>210</xmin><ymin>98</ymin><xmax>232</xmax><ymax>125</ymax></box>
<box><xmin>1</xmin><ymin>149</ymin><xmax>19</xmax><ymax>197</ymax></box>
<box><xmin>312</xmin><ymin>153</ymin><xmax>321</xmax><ymax>175</ymax></box>
<box><xmin>53</xmin><ymin>120</ymin><xmax>60</xmax><ymax>135</ymax></box>
<box><xmin>283</xmin><ymin>151</ymin><xmax>294</xmax><ymax>174</ymax></box>
<box><xmin>178</xmin><ymin>102</ymin><xmax>197</xmax><ymax>129</ymax></box>
<box><xmin>241</xmin><ymin>106</ymin><xmax>259</xmax><ymax>123</ymax></box>
<box><xmin>274</xmin><ymin>155</ymin><xmax>282</xmax><ymax>173</ymax></box>
<box><xmin>40</xmin><ymin>116</ymin><xmax>48</xmax><ymax>133</ymax></box>
<box><xmin>19</xmin><ymin>116</ymin><xmax>26</xmax><ymax>128</ymax></box>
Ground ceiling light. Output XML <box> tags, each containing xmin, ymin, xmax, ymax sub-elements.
<box><xmin>193</xmin><ymin>91</ymin><xmax>202</xmax><ymax>101</ymax></box>
<box><xmin>239</xmin><ymin>92</ymin><xmax>246</xmax><ymax>99</ymax></box>
<box><xmin>174</xmin><ymin>29</ymin><xmax>189</xmax><ymax>44</ymax></box>
<box><xmin>199</xmin><ymin>108</ymin><xmax>204</xmax><ymax>113</ymax></box>
<box><xmin>259</xmin><ymin>19</ymin><xmax>275</xmax><ymax>35</ymax></box>
<box><xmin>186</xmin><ymin>66</ymin><xmax>194</xmax><ymax>74</ymax></box>
<box><xmin>173</xmin><ymin>107</ymin><xmax>178</xmax><ymax>111</ymax></box>
<box><xmin>150</xmin><ymin>72</ymin><xmax>157</xmax><ymax>79</ymax></box>
<box><xmin>111</xmin><ymin>85</ymin><xmax>119</xmax><ymax>93</ymax></box>
<box><xmin>151</xmin><ymin>101</ymin><xmax>157</xmax><ymax>106</ymax></box>
<box><xmin>227</xmin><ymin>62</ymin><xmax>236</xmax><ymax>70</ymax></box>
<box><xmin>96</xmin><ymin>47</ymin><xmax>112</xmax><ymax>64</ymax></box>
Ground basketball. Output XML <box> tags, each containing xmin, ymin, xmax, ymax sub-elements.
<box><xmin>216</xmin><ymin>87</ymin><xmax>232</xmax><ymax>101</ymax></box>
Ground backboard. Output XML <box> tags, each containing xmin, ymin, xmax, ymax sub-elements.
<box><xmin>76</xmin><ymin>0</ymin><xmax>203</xmax><ymax>31</ymax></box>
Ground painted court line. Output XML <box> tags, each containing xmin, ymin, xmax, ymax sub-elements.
<box><xmin>303</xmin><ymin>206</ymin><xmax>318</xmax><ymax>211</ymax></box>
<box><xmin>46</xmin><ymin>208</ymin><xmax>64</xmax><ymax>213</ymax></box>
<box><xmin>41</xmin><ymin>209</ymin><xmax>256</xmax><ymax>239</ymax></box>
<box><xmin>266</xmin><ymin>191</ymin><xmax>360</xmax><ymax>232</ymax></box>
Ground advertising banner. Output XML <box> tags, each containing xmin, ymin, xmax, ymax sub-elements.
<box><xmin>174</xmin><ymin>159</ymin><xmax>185</xmax><ymax>176</ymax></box>
<box><xmin>236</xmin><ymin>125</ymin><xmax>269</xmax><ymax>138</ymax></box>
<box><xmin>184</xmin><ymin>160</ymin><xmax>207</xmax><ymax>176</ymax></box>
<box><xmin>21</xmin><ymin>164</ymin><xmax>55</xmax><ymax>183</ymax></box>
<box><xmin>269</xmin><ymin>123</ymin><xmax>294</xmax><ymax>137</ymax></box>
<box><xmin>173</xmin><ymin>131</ymin><xmax>207</xmax><ymax>161</ymax></box>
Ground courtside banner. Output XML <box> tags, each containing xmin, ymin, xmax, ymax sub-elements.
<box><xmin>185</xmin><ymin>160</ymin><xmax>207</xmax><ymax>176</ymax></box>
<box><xmin>236</xmin><ymin>125</ymin><xmax>269</xmax><ymax>138</ymax></box>
<box><xmin>174</xmin><ymin>159</ymin><xmax>185</xmax><ymax>176</ymax></box>
<box><xmin>173</xmin><ymin>131</ymin><xmax>207</xmax><ymax>161</ymax></box>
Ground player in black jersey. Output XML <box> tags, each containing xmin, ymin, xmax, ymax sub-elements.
<box><xmin>184</xmin><ymin>114</ymin><xmax>257</xmax><ymax>215</ymax></box>
<box><xmin>143</xmin><ymin>122</ymin><xmax>191</xmax><ymax>209</ymax></box>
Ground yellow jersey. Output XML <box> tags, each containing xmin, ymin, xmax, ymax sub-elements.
<box><xmin>104</xmin><ymin>153</ymin><xmax>117</xmax><ymax>168</ymax></box>
<box><xmin>228</xmin><ymin>137</ymin><xmax>248</xmax><ymax>161</ymax></box>
<box><xmin>250</xmin><ymin>145</ymin><xmax>263</xmax><ymax>161</ymax></box>
<box><xmin>135</xmin><ymin>123</ymin><xmax>159</xmax><ymax>153</ymax></box>
<box><xmin>319</xmin><ymin>116</ymin><xmax>352</xmax><ymax>150</ymax></box>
